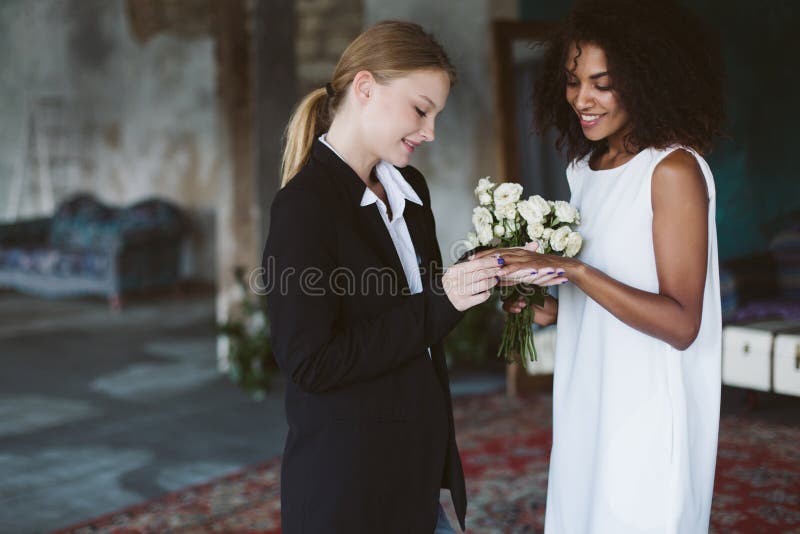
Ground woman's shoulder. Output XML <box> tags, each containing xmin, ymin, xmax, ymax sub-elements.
<box><xmin>650</xmin><ymin>146</ymin><xmax>708</xmax><ymax>203</ymax></box>
<box><xmin>567</xmin><ymin>153</ymin><xmax>593</xmax><ymax>175</ymax></box>
<box><xmin>653</xmin><ymin>146</ymin><xmax>700</xmax><ymax>169</ymax></box>
<box><xmin>269</xmin><ymin>164</ymin><xmax>345</xmax><ymax>241</ymax></box>
<box><xmin>648</xmin><ymin>146</ymin><xmax>707</xmax><ymax>184</ymax></box>
<box><xmin>275</xmin><ymin>159</ymin><xmax>338</xmax><ymax>209</ymax></box>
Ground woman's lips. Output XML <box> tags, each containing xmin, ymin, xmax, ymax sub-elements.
<box><xmin>578</xmin><ymin>112</ymin><xmax>605</xmax><ymax>128</ymax></box>
<box><xmin>402</xmin><ymin>138</ymin><xmax>417</xmax><ymax>153</ymax></box>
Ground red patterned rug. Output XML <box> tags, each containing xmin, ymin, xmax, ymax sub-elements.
<box><xmin>55</xmin><ymin>393</ymin><xmax>800</xmax><ymax>533</ymax></box>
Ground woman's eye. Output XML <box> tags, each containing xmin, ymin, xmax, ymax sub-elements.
<box><xmin>566</xmin><ymin>80</ymin><xmax>579</xmax><ymax>87</ymax></box>
<box><xmin>596</xmin><ymin>85</ymin><xmax>611</xmax><ymax>91</ymax></box>
<box><xmin>415</xmin><ymin>107</ymin><xmax>427</xmax><ymax>118</ymax></box>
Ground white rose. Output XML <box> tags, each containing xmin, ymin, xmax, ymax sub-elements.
<box><xmin>538</xmin><ymin>228</ymin><xmax>554</xmax><ymax>253</ymax></box>
<box><xmin>517</xmin><ymin>199</ymin><xmax>544</xmax><ymax>225</ymax></box>
<box><xmin>472</xmin><ymin>206</ymin><xmax>493</xmax><ymax>231</ymax></box>
<box><xmin>477</xmin><ymin>226</ymin><xmax>494</xmax><ymax>246</ymax></box>
<box><xmin>537</xmin><ymin>239</ymin><xmax>547</xmax><ymax>253</ymax></box>
<box><xmin>475</xmin><ymin>176</ymin><xmax>494</xmax><ymax>195</ymax></box>
<box><xmin>554</xmin><ymin>201</ymin><xmax>578</xmax><ymax>224</ymax></box>
<box><xmin>493</xmin><ymin>182</ymin><xmax>523</xmax><ymax>209</ymax></box>
<box><xmin>493</xmin><ymin>224</ymin><xmax>505</xmax><ymax>237</ymax></box>
<box><xmin>494</xmin><ymin>201</ymin><xmax>517</xmax><ymax>221</ymax></box>
<box><xmin>527</xmin><ymin>222</ymin><xmax>544</xmax><ymax>241</ymax></box>
<box><xmin>472</xmin><ymin>206</ymin><xmax>495</xmax><ymax>245</ymax></box>
<box><xmin>564</xmin><ymin>231</ymin><xmax>583</xmax><ymax>257</ymax></box>
<box><xmin>475</xmin><ymin>177</ymin><xmax>495</xmax><ymax>205</ymax></box>
<box><xmin>531</xmin><ymin>195</ymin><xmax>551</xmax><ymax>217</ymax></box>
<box><xmin>550</xmin><ymin>226</ymin><xmax>571</xmax><ymax>252</ymax></box>
<box><xmin>466</xmin><ymin>232</ymin><xmax>480</xmax><ymax>248</ymax></box>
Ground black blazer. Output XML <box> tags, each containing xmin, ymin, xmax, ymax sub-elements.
<box><xmin>263</xmin><ymin>140</ymin><xmax>467</xmax><ymax>533</ymax></box>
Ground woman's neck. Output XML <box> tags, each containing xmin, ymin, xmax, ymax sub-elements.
<box><xmin>597</xmin><ymin>125</ymin><xmax>640</xmax><ymax>164</ymax></box>
<box><xmin>326</xmin><ymin>117</ymin><xmax>379</xmax><ymax>185</ymax></box>
<box><xmin>605</xmin><ymin>125</ymin><xmax>634</xmax><ymax>156</ymax></box>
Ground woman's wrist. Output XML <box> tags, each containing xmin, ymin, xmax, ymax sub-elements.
<box><xmin>563</xmin><ymin>258</ymin><xmax>587</xmax><ymax>284</ymax></box>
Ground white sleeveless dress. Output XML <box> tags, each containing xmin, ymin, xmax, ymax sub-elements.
<box><xmin>544</xmin><ymin>147</ymin><xmax>722</xmax><ymax>533</ymax></box>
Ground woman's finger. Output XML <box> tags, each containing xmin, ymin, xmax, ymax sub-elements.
<box><xmin>528</xmin><ymin>272</ymin><xmax>560</xmax><ymax>284</ymax></box>
<box><xmin>472</xmin><ymin>246</ymin><xmax>531</xmax><ymax>261</ymax></box>
<box><xmin>446</xmin><ymin>258</ymin><xmax>502</xmax><ymax>284</ymax></box>
<box><xmin>470</xmin><ymin>248</ymin><xmax>500</xmax><ymax>260</ymax></box>
<box><xmin>500</xmin><ymin>261</ymin><xmax>565</xmax><ymax>276</ymax></box>
<box><xmin>539</xmin><ymin>276</ymin><xmax>569</xmax><ymax>287</ymax></box>
<box><xmin>498</xmin><ymin>269</ymin><xmax>535</xmax><ymax>282</ymax></box>
<box><xmin>461</xmin><ymin>275</ymin><xmax>498</xmax><ymax>296</ymax></box>
<box><xmin>465</xmin><ymin>289</ymin><xmax>492</xmax><ymax>308</ymax></box>
<box><xmin>457</xmin><ymin>255</ymin><xmax>505</xmax><ymax>272</ymax></box>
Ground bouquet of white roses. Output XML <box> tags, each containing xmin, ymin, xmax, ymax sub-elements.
<box><xmin>466</xmin><ymin>177</ymin><xmax>583</xmax><ymax>366</ymax></box>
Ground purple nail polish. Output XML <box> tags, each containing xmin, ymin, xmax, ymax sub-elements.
<box><xmin>560</xmin><ymin>280</ymin><xmax>568</xmax><ymax>284</ymax></box>
<box><xmin>497</xmin><ymin>257</ymin><xmax>505</xmax><ymax>265</ymax></box>
<box><xmin>495</xmin><ymin>276</ymin><xmax>500</xmax><ymax>282</ymax></box>
<box><xmin>530</xmin><ymin>270</ymin><xmax>538</xmax><ymax>275</ymax></box>
<box><xmin>556</xmin><ymin>270</ymin><xmax>565</xmax><ymax>276</ymax></box>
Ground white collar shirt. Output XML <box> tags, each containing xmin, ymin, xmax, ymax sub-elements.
<box><xmin>319</xmin><ymin>134</ymin><xmax>430</xmax><ymax>359</ymax></box>
<box><xmin>319</xmin><ymin>134</ymin><xmax>424</xmax><ymax>295</ymax></box>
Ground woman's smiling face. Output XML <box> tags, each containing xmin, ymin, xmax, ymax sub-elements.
<box><xmin>361</xmin><ymin>68</ymin><xmax>450</xmax><ymax>167</ymax></box>
<box><xmin>565</xmin><ymin>42</ymin><xmax>630</xmax><ymax>144</ymax></box>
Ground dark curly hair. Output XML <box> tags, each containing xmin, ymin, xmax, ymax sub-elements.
<box><xmin>533</xmin><ymin>0</ymin><xmax>725</xmax><ymax>162</ymax></box>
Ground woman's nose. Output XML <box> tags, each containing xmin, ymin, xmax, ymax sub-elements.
<box><xmin>421</xmin><ymin>121</ymin><xmax>435</xmax><ymax>142</ymax></box>
<box><xmin>575</xmin><ymin>85</ymin><xmax>595</xmax><ymax>109</ymax></box>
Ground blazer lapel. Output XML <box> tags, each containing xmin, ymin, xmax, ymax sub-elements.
<box><xmin>355</xmin><ymin>204</ymin><xmax>409</xmax><ymax>293</ymax></box>
<box><xmin>402</xmin><ymin>200</ymin><xmax>432</xmax><ymax>281</ymax></box>
<box><xmin>311</xmin><ymin>140</ymin><xmax>408</xmax><ymax>292</ymax></box>
<box><xmin>399</xmin><ymin>175</ymin><xmax>454</xmax><ymax>388</ymax></box>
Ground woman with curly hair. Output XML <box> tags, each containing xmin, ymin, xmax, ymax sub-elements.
<box><xmin>481</xmin><ymin>0</ymin><xmax>726</xmax><ymax>531</ymax></box>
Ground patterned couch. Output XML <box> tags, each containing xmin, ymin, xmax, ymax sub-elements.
<box><xmin>0</xmin><ymin>193</ymin><xmax>188</xmax><ymax>308</ymax></box>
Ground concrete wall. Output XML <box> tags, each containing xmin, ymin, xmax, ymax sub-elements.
<box><xmin>0</xmin><ymin>0</ymin><xmax>221</xmax><ymax>280</ymax></box>
<box><xmin>363</xmin><ymin>0</ymin><xmax>518</xmax><ymax>264</ymax></box>
<box><xmin>296</xmin><ymin>0</ymin><xmax>363</xmax><ymax>96</ymax></box>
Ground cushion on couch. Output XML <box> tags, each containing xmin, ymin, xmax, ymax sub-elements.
<box><xmin>0</xmin><ymin>247</ymin><xmax>109</xmax><ymax>279</ymax></box>
<box><xmin>49</xmin><ymin>194</ymin><xmax>120</xmax><ymax>250</ymax></box>
<box><xmin>117</xmin><ymin>198</ymin><xmax>186</xmax><ymax>240</ymax></box>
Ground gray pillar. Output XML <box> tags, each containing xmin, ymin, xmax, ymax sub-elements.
<box><xmin>255</xmin><ymin>0</ymin><xmax>297</xmax><ymax>242</ymax></box>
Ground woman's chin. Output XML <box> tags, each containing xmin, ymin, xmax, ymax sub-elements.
<box><xmin>385</xmin><ymin>153</ymin><xmax>411</xmax><ymax>168</ymax></box>
<box><xmin>581</xmin><ymin>129</ymin><xmax>608</xmax><ymax>142</ymax></box>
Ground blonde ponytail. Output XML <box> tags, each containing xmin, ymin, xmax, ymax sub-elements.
<box><xmin>279</xmin><ymin>21</ymin><xmax>456</xmax><ymax>187</ymax></box>
<box><xmin>280</xmin><ymin>88</ymin><xmax>330</xmax><ymax>187</ymax></box>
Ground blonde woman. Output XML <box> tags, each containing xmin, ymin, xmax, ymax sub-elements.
<box><xmin>263</xmin><ymin>21</ymin><xmax>499</xmax><ymax>533</ymax></box>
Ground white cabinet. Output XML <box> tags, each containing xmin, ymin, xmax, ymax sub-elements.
<box><xmin>773</xmin><ymin>330</ymin><xmax>800</xmax><ymax>396</ymax></box>
<box><xmin>722</xmin><ymin>323</ymin><xmax>777</xmax><ymax>391</ymax></box>
<box><xmin>722</xmin><ymin>320</ymin><xmax>800</xmax><ymax>395</ymax></box>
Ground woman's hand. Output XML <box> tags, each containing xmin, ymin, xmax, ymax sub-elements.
<box><xmin>442</xmin><ymin>255</ymin><xmax>502</xmax><ymax>311</ymax></box>
<box><xmin>502</xmin><ymin>294</ymin><xmax>559</xmax><ymax>325</ymax></box>
<box><xmin>472</xmin><ymin>242</ymin><xmax>575</xmax><ymax>287</ymax></box>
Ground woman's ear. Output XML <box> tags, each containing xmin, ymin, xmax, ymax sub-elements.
<box><xmin>351</xmin><ymin>70</ymin><xmax>375</xmax><ymax>105</ymax></box>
